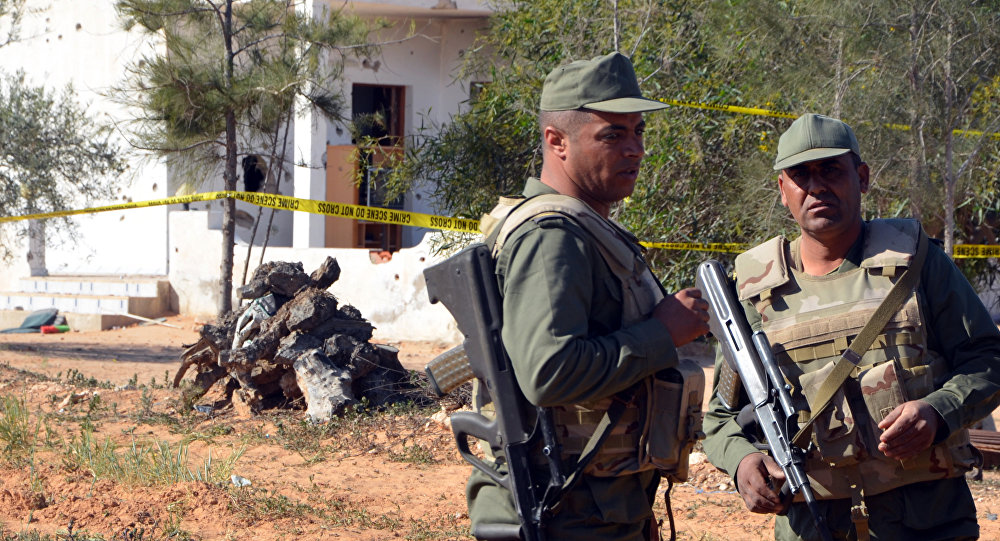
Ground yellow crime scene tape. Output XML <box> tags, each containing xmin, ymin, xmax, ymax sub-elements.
<box><xmin>3</xmin><ymin>93</ymin><xmax>999</xmax><ymax>257</ymax></box>
<box><xmin>0</xmin><ymin>190</ymin><xmax>993</xmax><ymax>258</ymax></box>
<box><xmin>953</xmin><ymin>245</ymin><xmax>1000</xmax><ymax>259</ymax></box>
<box><xmin>660</xmin><ymin>98</ymin><xmax>1000</xmax><ymax>139</ymax></box>
<box><xmin>642</xmin><ymin>241</ymin><xmax>749</xmax><ymax>254</ymax></box>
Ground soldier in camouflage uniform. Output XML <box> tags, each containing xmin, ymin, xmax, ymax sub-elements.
<box><xmin>702</xmin><ymin>113</ymin><xmax>1000</xmax><ymax>540</ymax></box>
<box><xmin>465</xmin><ymin>52</ymin><xmax>711</xmax><ymax>540</ymax></box>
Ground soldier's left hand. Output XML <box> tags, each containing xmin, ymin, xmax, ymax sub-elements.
<box><xmin>877</xmin><ymin>400</ymin><xmax>943</xmax><ymax>460</ymax></box>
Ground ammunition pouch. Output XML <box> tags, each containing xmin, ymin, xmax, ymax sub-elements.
<box><xmin>554</xmin><ymin>358</ymin><xmax>705</xmax><ymax>482</ymax></box>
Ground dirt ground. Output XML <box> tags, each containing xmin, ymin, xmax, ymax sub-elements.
<box><xmin>0</xmin><ymin>315</ymin><xmax>998</xmax><ymax>540</ymax></box>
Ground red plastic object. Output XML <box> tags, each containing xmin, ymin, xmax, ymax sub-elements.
<box><xmin>40</xmin><ymin>325</ymin><xmax>70</xmax><ymax>334</ymax></box>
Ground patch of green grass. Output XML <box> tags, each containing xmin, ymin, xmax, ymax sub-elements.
<box><xmin>63</xmin><ymin>428</ymin><xmax>245</xmax><ymax>486</ymax></box>
<box><xmin>0</xmin><ymin>522</ymin><xmax>105</xmax><ymax>540</ymax></box>
<box><xmin>321</xmin><ymin>496</ymin><xmax>402</xmax><ymax>530</ymax></box>
<box><xmin>228</xmin><ymin>486</ymin><xmax>315</xmax><ymax>523</ymax></box>
<box><xmin>402</xmin><ymin>515</ymin><xmax>470</xmax><ymax>540</ymax></box>
<box><xmin>62</xmin><ymin>369</ymin><xmax>114</xmax><ymax>390</ymax></box>
<box><xmin>387</xmin><ymin>443</ymin><xmax>437</xmax><ymax>465</ymax></box>
<box><xmin>0</xmin><ymin>395</ymin><xmax>35</xmax><ymax>464</ymax></box>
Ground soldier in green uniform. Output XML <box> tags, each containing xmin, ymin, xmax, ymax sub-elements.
<box><xmin>466</xmin><ymin>52</ymin><xmax>711</xmax><ymax>540</ymax></box>
<box><xmin>702</xmin><ymin>113</ymin><xmax>1000</xmax><ymax>540</ymax></box>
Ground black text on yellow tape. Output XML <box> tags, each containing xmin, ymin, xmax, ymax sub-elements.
<box><xmin>953</xmin><ymin>244</ymin><xmax>1000</xmax><ymax>259</ymax></box>
<box><xmin>641</xmin><ymin>241</ymin><xmax>749</xmax><ymax>254</ymax></box>
<box><xmin>2</xmin><ymin>190</ymin><xmax>997</xmax><ymax>257</ymax></box>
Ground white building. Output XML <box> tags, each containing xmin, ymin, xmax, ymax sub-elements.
<box><xmin>0</xmin><ymin>0</ymin><xmax>491</xmax><ymax>340</ymax></box>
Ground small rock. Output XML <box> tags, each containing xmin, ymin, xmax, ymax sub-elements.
<box><xmin>231</xmin><ymin>475</ymin><xmax>251</xmax><ymax>487</ymax></box>
<box><xmin>57</xmin><ymin>391</ymin><xmax>91</xmax><ymax>409</ymax></box>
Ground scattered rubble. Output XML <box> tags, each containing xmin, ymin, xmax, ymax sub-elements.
<box><xmin>174</xmin><ymin>257</ymin><xmax>413</xmax><ymax>422</ymax></box>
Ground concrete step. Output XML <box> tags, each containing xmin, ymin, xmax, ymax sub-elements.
<box><xmin>0</xmin><ymin>292</ymin><xmax>166</xmax><ymax>316</ymax></box>
<box><xmin>18</xmin><ymin>276</ymin><xmax>168</xmax><ymax>297</ymax></box>
<box><xmin>0</xmin><ymin>275</ymin><xmax>173</xmax><ymax>331</ymax></box>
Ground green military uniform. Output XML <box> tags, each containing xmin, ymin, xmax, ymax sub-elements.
<box><xmin>702</xmin><ymin>221</ymin><xmax>1000</xmax><ymax>540</ymax></box>
<box><xmin>466</xmin><ymin>178</ymin><xmax>679</xmax><ymax>540</ymax></box>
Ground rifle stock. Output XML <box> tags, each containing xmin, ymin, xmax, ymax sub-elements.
<box><xmin>424</xmin><ymin>243</ymin><xmax>560</xmax><ymax>541</ymax></box>
<box><xmin>696</xmin><ymin>260</ymin><xmax>833</xmax><ymax>541</ymax></box>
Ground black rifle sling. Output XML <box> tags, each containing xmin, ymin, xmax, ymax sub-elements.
<box><xmin>791</xmin><ymin>230</ymin><xmax>929</xmax><ymax>448</ymax></box>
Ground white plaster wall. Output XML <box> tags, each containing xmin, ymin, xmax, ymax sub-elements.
<box><xmin>168</xmin><ymin>211</ymin><xmax>224</xmax><ymax>315</ymax></box>
<box><xmin>0</xmin><ymin>0</ymin><xmax>169</xmax><ymax>277</ymax></box>
<box><xmin>171</xmin><ymin>210</ymin><xmax>460</xmax><ymax>341</ymax></box>
<box><xmin>330</xmin><ymin>13</ymin><xmax>488</xmax><ymax>248</ymax></box>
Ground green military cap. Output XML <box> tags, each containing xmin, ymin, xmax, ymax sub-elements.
<box><xmin>540</xmin><ymin>52</ymin><xmax>668</xmax><ymax>113</ymax></box>
<box><xmin>773</xmin><ymin>113</ymin><xmax>861</xmax><ymax>170</ymax></box>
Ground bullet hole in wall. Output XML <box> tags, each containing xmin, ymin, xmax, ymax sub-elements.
<box><xmin>76</xmin><ymin>23</ymin><xmax>82</xmax><ymax>31</ymax></box>
<box><xmin>152</xmin><ymin>183</ymin><xmax>157</xmax><ymax>192</ymax></box>
<box><xmin>394</xmin><ymin>274</ymin><xmax>400</xmax><ymax>281</ymax></box>
<box><xmin>419</xmin><ymin>257</ymin><xmax>425</xmax><ymax>263</ymax></box>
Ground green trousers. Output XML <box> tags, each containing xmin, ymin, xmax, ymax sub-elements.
<box><xmin>465</xmin><ymin>460</ymin><xmax>660</xmax><ymax>541</ymax></box>
<box><xmin>775</xmin><ymin>477</ymin><xmax>978</xmax><ymax>541</ymax></box>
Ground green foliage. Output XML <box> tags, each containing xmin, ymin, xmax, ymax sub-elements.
<box><xmin>384</xmin><ymin>0</ymin><xmax>1000</xmax><ymax>290</ymax></box>
<box><xmin>0</xmin><ymin>71</ymin><xmax>127</xmax><ymax>259</ymax></box>
<box><xmin>114</xmin><ymin>0</ymin><xmax>380</xmax><ymax>183</ymax></box>
<box><xmin>0</xmin><ymin>0</ymin><xmax>26</xmax><ymax>48</ymax></box>
<box><xmin>63</xmin><ymin>427</ymin><xmax>245</xmax><ymax>486</ymax></box>
<box><xmin>114</xmin><ymin>0</ymin><xmax>382</xmax><ymax>314</ymax></box>
<box><xmin>0</xmin><ymin>394</ymin><xmax>35</xmax><ymax>465</ymax></box>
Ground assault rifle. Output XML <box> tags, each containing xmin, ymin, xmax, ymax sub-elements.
<box><xmin>696</xmin><ymin>260</ymin><xmax>833</xmax><ymax>541</ymax></box>
<box><xmin>423</xmin><ymin>243</ymin><xmax>564</xmax><ymax>541</ymax></box>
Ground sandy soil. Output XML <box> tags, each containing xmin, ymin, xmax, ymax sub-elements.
<box><xmin>0</xmin><ymin>316</ymin><xmax>997</xmax><ymax>540</ymax></box>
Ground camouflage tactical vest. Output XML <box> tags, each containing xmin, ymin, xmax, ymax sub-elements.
<box><xmin>476</xmin><ymin>192</ymin><xmax>704</xmax><ymax>481</ymax></box>
<box><xmin>734</xmin><ymin>219</ymin><xmax>979</xmax><ymax>499</ymax></box>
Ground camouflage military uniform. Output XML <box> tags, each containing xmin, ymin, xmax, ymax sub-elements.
<box><xmin>466</xmin><ymin>178</ymin><xmax>680</xmax><ymax>540</ymax></box>
<box><xmin>702</xmin><ymin>220</ymin><xmax>1000</xmax><ymax>540</ymax></box>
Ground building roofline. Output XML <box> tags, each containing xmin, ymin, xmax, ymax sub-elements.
<box><xmin>339</xmin><ymin>1</ymin><xmax>491</xmax><ymax>20</ymax></box>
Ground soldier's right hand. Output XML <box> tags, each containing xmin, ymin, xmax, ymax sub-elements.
<box><xmin>652</xmin><ymin>287</ymin><xmax>710</xmax><ymax>346</ymax></box>
<box><xmin>735</xmin><ymin>452</ymin><xmax>790</xmax><ymax>515</ymax></box>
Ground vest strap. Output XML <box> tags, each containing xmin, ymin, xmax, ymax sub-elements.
<box><xmin>792</xmin><ymin>230</ymin><xmax>929</xmax><ymax>448</ymax></box>
<box><xmin>848</xmin><ymin>467</ymin><xmax>871</xmax><ymax>541</ymax></box>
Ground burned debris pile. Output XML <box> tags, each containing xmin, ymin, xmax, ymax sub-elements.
<box><xmin>174</xmin><ymin>257</ymin><xmax>412</xmax><ymax>422</ymax></box>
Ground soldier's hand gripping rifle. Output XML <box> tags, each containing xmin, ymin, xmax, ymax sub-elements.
<box><xmin>696</xmin><ymin>260</ymin><xmax>833</xmax><ymax>541</ymax></box>
<box><xmin>423</xmin><ymin>243</ymin><xmax>564</xmax><ymax>541</ymax></box>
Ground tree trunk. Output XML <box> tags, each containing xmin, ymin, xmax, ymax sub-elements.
<box><xmin>907</xmin><ymin>3</ymin><xmax>925</xmax><ymax>221</ymax></box>
<box><xmin>942</xmin><ymin>19</ymin><xmax>956</xmax><ymax>258</ymax></box>
<box><xmin>26</xmin><ymin>219</ymin><xmax>47</xmax><ymax>277</ymax></box>
<box><xmin>219</xmin><ymin>0</ymin><xmax>236</xmax><ymax>316</ymax></box>
<box><xmin>832</xmin><ymin>34</ymin><xmax>844</xmax><ymax>118</ymax></box>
